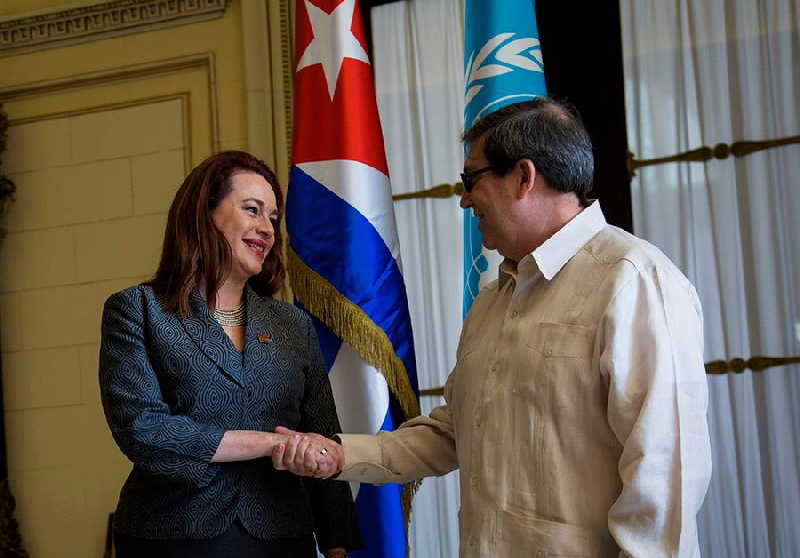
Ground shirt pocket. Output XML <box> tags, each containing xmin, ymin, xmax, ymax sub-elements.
<box><xmin>494</xmin><ymin>509</ymin><xmax>615</xmax><ymax>558</ymax></box>
<box><xmin>518</xmin><ymin>321</ymin><xmax>597</xmax><ymax>412</ymax></box>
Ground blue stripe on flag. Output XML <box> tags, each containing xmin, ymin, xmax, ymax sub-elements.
<box><xmin>348</xmin><ymin>409</ymin><xmax>405</xmax><ymax>558</ymax></box>
<box><xmin>287</xmin><ymin>165</ymin><xmax>418</xmax><ymax>389</ymax></box>
<box><xmin>307</xmin><ymin>308</ymin><xmax>408</xmax><ymax>558</ymax></box>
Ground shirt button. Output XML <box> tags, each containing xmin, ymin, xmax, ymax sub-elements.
<box><xmin>474</xmin><ymin>417</ymin><xmax>482</xmax><ymax>428</ymax></box>
<box><xmin>511</xmin><ymin>310</ymin><xmax>519</xmax><ymax>318</ymax></box>
<box><xmin>470</xmin><ymin>473</ymin><xmax>479</xmax><ymax>489</ymax></box>
<box><xmin>543</xmin><ymin>346</ymin><xmax>553</xmax><ymax>357</ymax></box>
<box><xmin>489</xmin><ymin>364</ymin><xmax>497</xmax><ymax>373</ymax></box>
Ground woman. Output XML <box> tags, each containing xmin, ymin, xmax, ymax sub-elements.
<box><xmin>100</xmin><ymin>151</ymin><xmax>360</xmax><ymax>558</ymax></box>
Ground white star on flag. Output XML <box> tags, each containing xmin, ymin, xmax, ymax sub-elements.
<box><xmin>297</xmin><ymin>0</ymin><xmax>370</xmax><ymax>100</ymax></box>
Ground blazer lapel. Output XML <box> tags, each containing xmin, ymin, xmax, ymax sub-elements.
<box><xmin>243</xmin><ymin>285</ymin><xmax>275</xmax><ymax>374</ymax></box>
<box><xmin>180</xmin><ymin>290</ymin><xmax>245</xmax><ymax>387</ymax></box>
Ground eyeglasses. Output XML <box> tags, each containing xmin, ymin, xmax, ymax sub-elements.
<box><xmin>459</xmin><ymin>166</ymin><xmax>495</xmax><ymax>193</ymax></box>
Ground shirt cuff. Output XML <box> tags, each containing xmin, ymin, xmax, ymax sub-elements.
<box><xmin>336</xmin><ymin>433</ymin><xmax>396</xmax><ymax>485</ymax></box>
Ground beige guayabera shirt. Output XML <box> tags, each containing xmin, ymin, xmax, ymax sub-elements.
<box><xmin>338</xmin><ymin>202</ymin><xmax>712</xmax><ymax>558</ymax></box>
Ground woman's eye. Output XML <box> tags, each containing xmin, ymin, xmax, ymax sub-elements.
<box><xmin>245</xmin><ymin>206</ymin><xmax>258</xmax><ymax>215</ymax></box>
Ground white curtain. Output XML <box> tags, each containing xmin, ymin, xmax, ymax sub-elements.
<box><xmin>620</xmin><ymin>1</ymin><xmax>800</xmax><ymax>556</ymax></box>
<box><xmin>371</xmin><ymin>1</ymin><xmax>465</xmax><ymax>557</ymax></box>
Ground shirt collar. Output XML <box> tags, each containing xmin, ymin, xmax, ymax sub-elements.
<box><xmin>532</xmin><ymin>200</ymin><xmax>607</xmax><ymax>280</ymax></box>
<box><xmin>497</xmin><ymin>200</ymin><xmax>607</xmax><ymax>287</ymax></box>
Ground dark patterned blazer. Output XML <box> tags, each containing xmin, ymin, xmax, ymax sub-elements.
<box><xmin>99</xmin><ymin>283</ymin><xmax>361</xmax><ymax>551</ymax></box>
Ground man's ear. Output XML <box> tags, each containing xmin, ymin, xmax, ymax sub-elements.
<box><xmin>516</xmin><ymin>159</ymin><xmax>536</xmax><ymax>199</ymax></box>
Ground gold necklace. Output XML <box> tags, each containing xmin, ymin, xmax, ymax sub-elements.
<box><xmin>212</xmin><ymin>302</ymin><xmax>246</xmax><ymax>326</ymax></box>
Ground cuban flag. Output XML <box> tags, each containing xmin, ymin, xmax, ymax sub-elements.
<box><xmin>286</xmin><ymin>1</ymin><xmax>421</xmax><ymax>557</ymax></box>
<box><xmin>463</xmin><ymin>0</ymin><xmax>548</xmax><ymax>316</ymax></box>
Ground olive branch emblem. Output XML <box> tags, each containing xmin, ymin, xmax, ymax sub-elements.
<box><xmin>464</xmin><ymin>33</ymin><xmax>544</xmax><ymax>107</ymax></box>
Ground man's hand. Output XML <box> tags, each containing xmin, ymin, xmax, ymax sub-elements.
<box><xmin>326</xmin><ymin>547</ymin><xmax>347</xmax><ymax>558</ymax></box>
<box><xmin>271</xmin><ymin>426</ymin><xmax>344</xmax><ymax>478</ymax></box>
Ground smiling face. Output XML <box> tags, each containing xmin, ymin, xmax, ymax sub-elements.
<box><xmin>211</xmin><ymin>170</ymin><xmax>278</xmax><ymax>285</ymax></box>
<box><xmin>459</xmin><ymin>137</ymin><xmax>519</xmax><ymax>256</ymax></box>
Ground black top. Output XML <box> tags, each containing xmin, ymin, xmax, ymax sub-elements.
<box><xmin>99</xmin><ymin>284</ymin><xmax>361</xmax><ymax>552</ymax></box>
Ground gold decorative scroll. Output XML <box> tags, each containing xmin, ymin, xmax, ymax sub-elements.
<box><xmin>705</xmin><ymin>355</ymin><xmax>800</xmax><ymax>375</ymax></box>
<box><xmin>392</xmin><ymin>182</ymin><xmax>464</xmax><ymax>201</ymax></box>
<box><xmin>0</xmin><ymin>0</ymin><xmax>232</xmax><ymax>57</ymax></box>
<box><xmin>628</xmin><ymin>134</ymin><xmax>800</xmax><ymax>177</ymax></box>
<box><xmin>418</xmin><ymin>355</ymin><xmax>800</xmax><ymax>396</ymax></box>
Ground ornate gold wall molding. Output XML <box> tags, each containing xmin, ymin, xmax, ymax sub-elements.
<box><xmin>627</xmin><ymin>134</ymin><xmax>800</xmax><ymax>177</ymax></box>
<box><xmin>0</xmin><ymin>0</ymin><xmax>231</xmax><ymax>57</ymax></box>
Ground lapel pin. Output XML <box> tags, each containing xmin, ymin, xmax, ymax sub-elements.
<box><xmin>257</xmin><ymin>333</ymin><xmax>273</xmax><ymax>343</ymax></box>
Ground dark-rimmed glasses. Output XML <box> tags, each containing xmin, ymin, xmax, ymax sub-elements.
<box><xmin>460</xmin><ymin>166</ymin><xmax>495</xmax><ymax>193</ymax></box>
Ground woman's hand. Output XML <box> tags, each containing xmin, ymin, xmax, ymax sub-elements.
<box><xmin>271</xmin><ymin>426</ymin><xmax>344</xmax><ymax>478</ymax></box>
<box><xmin>211</xmin><ymin>430</ymin><xmax>288</xmax><ymax>462</ymax></box>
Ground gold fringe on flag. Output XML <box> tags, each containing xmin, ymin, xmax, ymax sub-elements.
<box><xmin>287</xmin><ymin>248</ymin><xmax>421</xmax><ymax>422</ymax></box>
<box><xmin>401</xmin><ymin>478</ymin><xmax>423</xmax><ymax>545</ymax></box>
<box><xmin>288</xmin><ymin>247</ymin><xmax>423</xmax><ymax>543</ymax></box>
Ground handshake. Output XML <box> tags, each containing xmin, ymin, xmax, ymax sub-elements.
<box><xmin>271</xmin><ymin>426</ymin><xmax>345</xmax><ymax>479</ymax></box>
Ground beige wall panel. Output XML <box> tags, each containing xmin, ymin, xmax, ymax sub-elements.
<box><xmin>0</xmin><ymin>292</ymin><xmax>24</xmax><ymax>352</ymax></box>
<box><xmin>4</xmin><ymin>159</ymin><xmax>133</xmax><ymax>234</ymax></box>
<box><xmin>1</xmin><ymin>346</ymin><xmax>82</xmax><ymax>410</ymax></box>
<box><xmin>0</xmin><ymin>226</ymin><xmax>77</xmax><ymax>292</ymax></box>
<box><xmin>16</xmin><ymin>277</ymin><xmax>144</xmax><ymax>352</ymax></box>
<box><xmin>3</xmin><ymin>116</ymin><xmax>72</xmax><ymax>174</ymax></box>
<box><xmin>71</xmin><ymin>99</ymin><xmax>184</xmax><ymax>163</ymax></box>
<box><xmin>12</xmin><ymin>467</ymin><xmax>90</xmax><ymax>558</ymax></box>
<box><xmin>3</xmin><ymin>169</ymin><xmax>67</xmax><ymax>233</ymax></box>
<box><xmin>217</xmin><ymin>75</ymin><xmax>248</xmax><ymax>148</ymax></box>
<box><xmin>60</xmin><ymin>159</ymin><xmax>134</xmax><ymax>223</ymax></box>
<box><xmin>73</xmin><ymin>213</ymin><xmax>167</xmax><ymax>283</ymax></box>
<box><xmin>131</xmin><ymin>148</ymin><xmax>184</xmax><ymax>215</ymax></box>
<box><xmin>5</xmin><ymin>405</ymin><xmax>89</xmax><ymax>472</ymax></box>
<box><xmin>6</xmin><ymin>79</ymin><xmax>208</xmax><ymax>168</ymax></box>
<box><xmin>17</xmin><ymin>283</ymin><xmax>96</xmax><ymax>350</ymax></box>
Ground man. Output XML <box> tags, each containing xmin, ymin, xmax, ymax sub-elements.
<box><xmin>274</xmin><ymin>98</ymin><xmax>712</xmax><ymax>557</ymax></box>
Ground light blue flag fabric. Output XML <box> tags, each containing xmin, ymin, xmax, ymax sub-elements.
<box><xmin>463</xmin><ymin>0</ymin><xmax>547</xmax><ymax>317</ymax></box>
